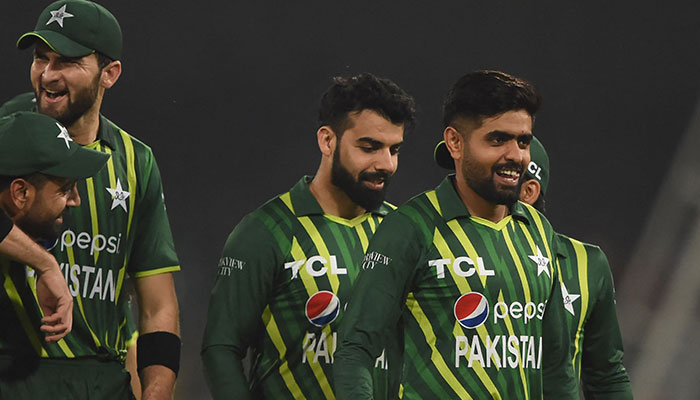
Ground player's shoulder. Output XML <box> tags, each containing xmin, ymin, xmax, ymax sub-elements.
<box><xmin>556</xmin><ymin>233</ymin><xmax>610</xmax><ymax>270</ymax></box>
<box><xmin>101</xmin><ymin>116</ymin><xmax>154</xmax><ymax>155</ymax></box>
<box><xmin>0</xmin><ymin>92</ymin><xmax>37</xmax><ymax>117</ymax></box>
<box><xmin>517</xmin><ymin>201</ymin><xmax>555</xmax><ymax>232</ymax></box>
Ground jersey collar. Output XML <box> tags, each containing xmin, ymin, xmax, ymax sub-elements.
<box><xmin>289</xmin><ymin>175</ymin><xmax>393</xmax><ymax>217</ymax></box>
<box><xmin>95</xmin><ymin>115</ymin><xmax>119</xmax><ymax>150</ymax></box>
<box><xmin>435</xmin><ymin>174</ymin><xmax>530</xmax><ymax>224</ymax></box>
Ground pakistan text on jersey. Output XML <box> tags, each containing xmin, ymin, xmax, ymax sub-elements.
<box><xmin>27</xmin><ymin>263</ymin><xmax>118</xmax><ymax>302</ymax></box>
<box><xmin>455</xmin><ymin>335</ymin><xmax>543</xmax><ymax>370</ymax></box>
<box><xmin>302</xmin><ymin>330</ymin><xmax>388</xmax><ymax>370</ymax></box>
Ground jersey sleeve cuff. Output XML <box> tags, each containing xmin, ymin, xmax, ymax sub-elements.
<box><xmin>131</xmin><ymin>265</ymin><xmax>180</xmax><ymax>278</ymax></box>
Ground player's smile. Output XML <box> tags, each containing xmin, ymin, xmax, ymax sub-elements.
<box><xmin>493</xmin><ymin>164</ymin><xmax>523</xmax><ymax>187</ymax></box>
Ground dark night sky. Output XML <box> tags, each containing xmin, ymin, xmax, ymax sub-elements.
<box><xmin>2</xmin><ymin>1</ymin><xmax>698</xmax><ymax>397</ymax></box>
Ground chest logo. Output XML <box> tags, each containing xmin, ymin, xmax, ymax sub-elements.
<box><xmin>454</xmin><ymin>292</ymin><xmax>489</xmax><ymax>329</ymax></box>
<box><xmin>527</xmin><ymin>246</ymin><xmax>551</xmax><ymax>278</ymax></box>
<box><xmin>106</xmin><ymin>178</ymin><xmax>130</xmax><ymax>212</ymax></box>
<box><xmin>306</xmin><ymin>291</ymin><xmax>340</xmax><ymax>327</ymax></box>
<box><xmin>46</xmin><ymin>4</ymin><xmax>74</xmax><ymax>28</ymax></box>
<box><xmin>560</xmin><ymin>281</ymin><xmax>580</xmax><ymax>316</ymax></box>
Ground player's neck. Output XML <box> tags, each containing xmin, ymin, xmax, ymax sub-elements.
<box><xmin>66</xmin><ymin>102</ymin><xmax>102</xmax><ymax>145</ymax></box>
<box><xmin>309</xmin><ymin>168</ymin><xmax>367</xmax><ymax>220</ymax></box>
<box><xmin>452</xmin><ymin>176</ymin><xmax>509</xmax><ymax>223</ymax></box>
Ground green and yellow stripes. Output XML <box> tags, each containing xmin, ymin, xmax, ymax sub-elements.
<box><xmin>1</xmin><ymin>260</ymin><xmax>48</xmax><ymax>357</ymax></box>
<box><xmin>406</xmin><ymin>293</ymin><xmax>474</xmax><ymax>400</ymax></box>
<box><xmin>569</xmin><ymin>238</ymin><xmax>589</xmax><ymax>377</ymax></box>
<box><xmin>263</xmin><ymin>306</ymin><xmax>306</xmax><ymax>399</ymax></box>
<box><xmin>115</xmin><ymin>131</ymin><xmax>137</xmax><ymax>305</ymax></box>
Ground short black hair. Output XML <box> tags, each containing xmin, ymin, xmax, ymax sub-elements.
<box><xmin>96</xmin><ymin>52</ymin><xmax>114</xmax><ymax>70</ymax></box>
<box><xmin>0</xmin><ymin>173</ymin><xmax>49</xmax><ymax>192</ymax></box>
<box><xmin>532</xmin><ymin>193</ymin><xmax>546</xmax><ymax>214</ymax></box>
<box><xmin>443</xmin><ymin>70</ymin><xmax>541</xmax><ymax>128</ymax></box>
<box><xmin>318</xmin><ymin>73</ymin><xmax>416</xmax><ymax>136</ymax></box>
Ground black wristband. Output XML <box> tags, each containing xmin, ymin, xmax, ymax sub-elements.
<box><xmin>0</xmin><ymin>212</ymin><xmax>12</xmax><ymax>243</ymax></box>
<box><xmin>137</xmin><ymin>331</ymin><xmax>181</xmax><ymax>376</ymax></box>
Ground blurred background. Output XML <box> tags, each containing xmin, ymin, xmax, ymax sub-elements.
<box><xmin>2</xmin><ymin>1</ymin><xmax>699</xmax><ymax>399</ymax></box>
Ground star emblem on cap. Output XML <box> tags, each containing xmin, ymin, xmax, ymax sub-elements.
<box><xmin>56</xmin><ymin>122</ymin><xmax>73</xmax><ymax>148</ymax></box>
<box><xmin>46</xmin><ymin>4</ymin><xmax>74</xmax><ymax>28</ymax></box>
<box><xmin>527</xmin><ymin>246</ymin><xmax>551</xmax><ymax>278</ymax></box>
<box><xmin>106</xmin><ymin>179</ymin><xmax>130</xmax><ymax>212</ymax></box>
<box><xmin>560</xmin><ymin>281</ymin><xmax>580</xmax><ymax>316</ymax></box>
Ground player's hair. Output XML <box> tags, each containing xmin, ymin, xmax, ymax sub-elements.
<box><xmin>0</xmin><ymin>173</ymin><xmax>49</xmax><ymax>192</ymax></box>
<box><xmin>443</xmin><ymin>70</ymin><xmax>541</xmax><ymax>129</ymax></box>
<box><xmin>96</xmin><ymin>52</ymin><xmax>113</xmax><ymax>70</ymax></box>
<box><xmin>318</xmin><ymin>73</ymin><xmax>416</xmax><ymax>136</ymax></box>
<box><xmin>532</xmin><ymin>194</ymin><xmax>546</xmax><ymax>214</ymax></box>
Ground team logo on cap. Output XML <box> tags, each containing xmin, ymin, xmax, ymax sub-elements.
<box><xmin>46</xmin><ymin>4</ymin><xmax>74</xmax><ymax>28</ymax></box>
<box><xmin>56</xmin><ymin>123</ymin><xmax>73</xmax><ymax>148</ymax></box>
<box><xmin>454</xmin><ymin>292</ymin><xmax>489</xmax><ymax>329</ymax></box>
<box><xmin>305</xmin><ymin>291</ymin><xmax>340</xmax><ymax>327</ymax></box>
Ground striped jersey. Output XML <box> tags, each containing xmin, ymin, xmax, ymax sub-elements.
<box><xmin>555</xmin><ymin>234</ymin><xmax>633</xmax><ymax>398</ymax></box>
<box><xmin>335</xmin><ymin>175</ymin><xmax>577</xmax><ymax>400</ymax></box>
<box><xmin>202</xmin><ymin>176</ymin><xmax>399</xmax><ymax>400</ymax></box>
<box><xmin>0</xmin><ymin>93</ymin><xmax>180</xmax><ymax>363</ymax></box>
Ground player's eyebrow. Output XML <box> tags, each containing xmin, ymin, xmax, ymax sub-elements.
<box><xmin>357</xmin><ymin>137</ymin><xmax>384</xmax><ymax>148</ymax></box>
<box><xmin>485</xmin><ymin>130</ymin><xmax>532</xmax><ymax>142</ymax></box>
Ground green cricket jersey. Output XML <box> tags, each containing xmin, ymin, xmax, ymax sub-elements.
<box><xmin>0</xmin><ymin>93</ymin><xmax>179</xmax><ymax>363</ymax></box>
<box><xmin>555</xmin><ymin>234</ymin><xmax>633</xmax><ymax>399</ymax></box>
<box><xmin>335</xmin><ymin>175</ymin><xmax>578</xmax><ymax>400</ymax></box>
<box><xmin>202</xmin><ymin>176</ymin><xmax>400</xmax><ymax>400</ymax></box>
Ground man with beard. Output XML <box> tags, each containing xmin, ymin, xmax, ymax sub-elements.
<box><xmin>334</xmin><ymin>70</ymin><xmax>577</xmax><ymax>399</ymax></box>
<box><xmin>201</xmin><ymin>73</ymin><xmax>416</xmax><ymax>399</ymax></box>
<box><xmin>518</xmin><ymin>137</ymin><xmax>633</xmax><ymax>399</ymax></box>
<box><xmin>0</xmin><ymin>111</ymin><xmax>109</xmax><ymax>394</ymax></box>
<box><xmin>0</xmin><ymin>2</ymin><xmax>182</xmax><ymax>399</ymax></box>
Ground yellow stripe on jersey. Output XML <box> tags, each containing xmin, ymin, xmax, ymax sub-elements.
<box><xmin>496</xmin><ymin>290</ymin><xmax>529</xmax><ymax>400</ymax></box>
<box><xmin>298</xmin><ymin>217</ymin><xmax>340</xmax><ymax>294</ymax></box>
<box><xmin>115</xmin><ymin>130</ymin><xmax>137</xmax><ymax>303</ymax></box>
<box><xmin>522</xmin><ymin>205</ymin><xmax>554</xmax><ymax>270</ymax></box>
<box><xmin>26</xmin><ymin>270</ymin><xmax>75</xmax><ymax>357</ymax></box>
<box><xmin>570</xmin><ymin>238</ymin><xmax>590</xmax><ymax>377</ymax></box>
<box><xmin>280</xmin><ymin>192</ymin><xmax>294</xmax><ymax>213</ymax></box>
<box><xmin>66</xmin><ymin>246</ymin><xmax>102</xmax><ymax>349</ymax></box>
<box><xmin>1</xmin><ymin>261</ymin><xmax>48</xmax><ymax>357</ymax></box>
<box><xmin>452</xmin><ymin>323</ymin><xmax>503</xmax><ymax>400</ymax></box>
<box><xmin>432</xmin><ymin>229</ymin><xmax>500</xmax><ymax>395</ymax></box>
<box><xmin>103</xmin><ymin>145</ymin><xmax>117</xmax><ymax>189</ymax></box>
<box><xmin>290</xmin><ymin>238</ymin><xmax>336</xmax><ymax>400</ymax></box>
<box><xmin>446</xmin><ymin>220</ymin><xmax>489</xmax><ymax>288</ymax></box>
<box><xmin>426</xmin><ymin>191</ymin><xmax>441</xmax><ymax>216</ymax></box>
<box><xmin>355</xmin><ymin>223</ymin><xmax>370</xmax><ymax>252</ymax></box>
<box><xmin>131</xmin><ymin>266</ymin><xmax>180</xmax><ymax>278</ymax></box>
<box><xmin>367</xmin><ymin>216</ymin><xmax>377</xmax><ymax>233</ymax></box>
<box><xmin>262</xmin><ymin>306</ymin><xmax>306</xmax><ymax>399</ymax></box>
<box><xmin>406</xmin><ymin>293</ymin><xmax>473</xmax><ymax>399</ymax></box>
<box><xmin>85</xmin><ymin>177</ymin><xmax>101</xmax><ymax>265</ymax></box>
<box><xmin>502</xmin><ymin>228</ymin><xmax>532</xmax><ymax>304</ymax></box>
<box><xmin>469</xmin><ymin>215</ymin><xmax>512</xmax><ymax>231</ymax></box>
<box><xmin>324</xmin><ymin>213</ymin><xmax>370</xmax><ymax>227</ymax></box>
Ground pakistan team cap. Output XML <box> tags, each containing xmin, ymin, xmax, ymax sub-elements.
<box><xmin>434</xmin><ymin>140</ymin><xmax>454</xmax><ymax>170</ymax></box>
<box><xmin>17</xmin><ymin>0</ymin><xmax>122</xmax><ymax>61</ymax></box>
<box><xmin>0</xmin><ymin>112</ymin><xmax>110</xmax><ymax>180</ymax></box>
<box><xmin>524</xmin><ymin>136</ymin><xmax>550</xmax><ymax>194</ymax></box>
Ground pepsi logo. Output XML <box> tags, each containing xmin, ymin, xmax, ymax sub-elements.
<box><xmin>454</xmin><ymin>292</ymin><xmax>489</xmax><ymax>329</ymax></box>
<box><xmin>305</xmin><ymin>291</ymin><xmax>340</xmax><ymax>327</ymax></box>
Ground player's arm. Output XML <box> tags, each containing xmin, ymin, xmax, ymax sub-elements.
<box><xmin>133</xmin><ymin>273</ymin><xmax>179</xmax><ymax>400</ymax></box>
<box><xmin>334</xmin><ymin>212</ymin><xmax>422</xmax><ymax>400</ymax></box>
<box><xmin>542</xmin><ymin>257</ymin><xmax>579</xmax><ymax>399</ymax></box>
<box><xmin>128</xmin><ymin>155</ymin><xmax>181</xmax><ymax>400</ymax></box>
<box><xmin>201</xmin><ymin>214</ymin><xmax>279</xmax><ymax>400</ymax></box>
<box><xmin>580</xmin><ymin>249</ymin><xmax>633</xmax><ymax>400</ymax></box>
<box><xmin>0</xmin><ymin>215</ymin><xmax>72</xmax><ymax>341</ymax></box>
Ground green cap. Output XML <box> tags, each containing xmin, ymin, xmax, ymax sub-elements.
<box><xmin>17</xmin><ymin>0</ymin><xmax>122</xmax><ymax>61</ymax></box>
<box><xmin>0</xmin><ymin>112</ymin><xmax>110</xmax><ymax>180</ymax></box>
<box><xmin>434</xmin><ymin>140</ymin><xmax>454</xmax><ymax>169</ymax></box>
<box><xmin>524</xmin><ymin>137</ymin><xmax>549</xmax><ymax>194</ymax></box>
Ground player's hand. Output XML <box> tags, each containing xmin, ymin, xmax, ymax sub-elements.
<box><xmin>36</xmin><ymin>264</ymin><xmax>73</xmax><ymax>342</ymax></box>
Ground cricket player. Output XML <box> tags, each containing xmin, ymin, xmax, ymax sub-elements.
<box><xmin>0</xmin><ymin>211</ymin><xmax>73</xmax><ymax>339</ymax></box>
<box><xmin>0</xmin><ymin>111</ymin><xmax>109</xmax><ymax>393</ymax></box>
<box><xmin>201</xmin><ymin>73</ymin><xmax>416</xmax><ymax>399</ymax></box>
<box><xmin>518</xmin><ymin>137</ymin><xmax>633</xmax><ymax>399</ymax></box>
<box><xmin>0</xmin><ymin>1</ymin><xmax>181</xmax><ymax>398</ymax></box>
<box><xmin>334</xmin><ymin>70</ymin><xmax>578</xmax><ymax>399</ymax></box>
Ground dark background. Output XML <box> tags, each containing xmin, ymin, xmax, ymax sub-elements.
<box><xmin>2</xmin><ymin>2</ymin><xmax>699</xmax><ymax>398</ymax></box>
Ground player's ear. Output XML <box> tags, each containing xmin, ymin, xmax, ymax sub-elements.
<box><xmin>444</xmin><ymin>126</ymin><xmax>463</xmax><ymax>162</ymax></box>
<box><xmin>8</xmin><ymin>178</ymin><xmax>34</xmax><ymax>211</ymax></box>
<box><xmin>100</xmin><ymin>60</ymin><xmax>122</xmax><ymax>89</ymax></box>
<box><xmin>519</xmin><ymin>179</ymin><xmax>541</xmax><ymax>206</ymax></box>
<box><xmin>317</xmin><ymin>126</ymin><xmax>336</xmax><ymax>157</ymax></box>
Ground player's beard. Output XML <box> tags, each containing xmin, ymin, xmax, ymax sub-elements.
<box><xmin>462</xmin><ymin>154</ymin><xmax>524</xmax><ymax>207</ymax></box>
<box><xmin>15</xmin><ymin>208</ymin><xmax>69</xmax><ymax>243</ymax></box>
<box><xmin>36</xmin><ymin>72</ymin><xmax>100</xmax><ymax>128</ymax></box>
<box><xmin>331</xmin><ymin>147</ymin><xmax>391</xmax><ymax>212</ymax></box>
